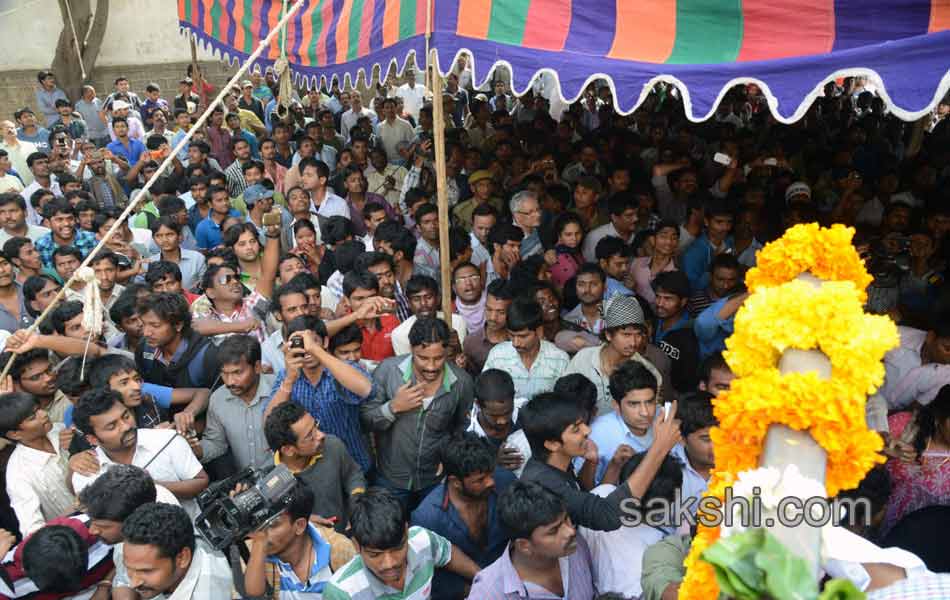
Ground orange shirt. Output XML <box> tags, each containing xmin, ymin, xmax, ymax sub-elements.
<box><xmin>360</xmin><ymin>314</ymin><xmax>401</xmax><ymax>361</ymax></box>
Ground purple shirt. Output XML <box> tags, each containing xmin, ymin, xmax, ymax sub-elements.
<box><xmin>465</xmin><ymin>537</ymin><xmax>596</xmax><ymax>600</ymax></box>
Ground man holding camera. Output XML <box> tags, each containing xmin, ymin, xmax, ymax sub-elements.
<box><xmin>264</xmin><ymin>315</ymin><xmax>375</xmax><ymax>474</ymax></box>
<box><xmin>244</xmin><ymin>479</ymin><xmax>358</xmax><ymax>599</ymax></box>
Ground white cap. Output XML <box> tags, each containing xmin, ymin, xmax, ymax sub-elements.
<box><xmin>112</xmin><ymin>100</ymin><xmax>131</xmax><ymax>111</ymax></box>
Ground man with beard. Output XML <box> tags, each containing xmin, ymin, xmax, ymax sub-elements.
<box><xmin>322</xmin><ymin>488</ymin><xmax>480</xmax><ymax>600</ymax></box>
<box><xmin>463</xmin><ymin>279</ymin><xmax>511</xmax><ymax>374</ymax></box>
<box><xmin>562</xmin><ymin>263</ymin><xmax>606</xmax><ymax>336</ymax></box>
<box><xmin>191</xmin><ymin>335</ymin><xmax>274</xmax><ymax>471</ymax></box>
<box><xmin>390</xmin><ymin>275</ymin><xmax>467</xmax><ymax>357</ymax></box>
<box><xmin>355</xmin><ymin>251</ymin><xmax>411</xmax><ymax>322</ymax></box>
<box><xmin>264</xmin><ymin>402</ymin><xmax>365</xmax><ymax>532</ymax></box>
<box><xmin>411</xmin><ymin>432</ymin><xmax>516</xmax><ymax>600</ymax></box>
<box><xmin>135</xmin><ymin>292</ymin><xmax>220</xmax><ymax>389</ymax></box>
<box><xmin>244</xmin><ymin>477</ymin><xmax>358</xmax><ymax>598</ymax></box>
<box><xmin>687</xmin><ymin>250</ymin><xmax>741</xmax><ymax>318</ymax></box>
<box><xmin>222</xmin><ymin>222</ymin><xmax>266</xmax><ymax>290</ymax></box>
<box><xmin>467</xmin><ymin>480</ymin><xmax>596</xmax><ymax>600</ymax></box>
<box><xmin>364</xmin><ymin>146</ymin><xmax>407</xmax><ymax>211</ymax></box>
<box><xmin>3</xmin><ymin>237</ymin><xmax>43</xmax><ymax>286</ymax></box>
<box><xmin>653</xmin><ymin>271</ymin><xmax>700</xmax><ymax>394</ymax></box>
<box><xmin>34</xmin><ymin>200</ymin><xmax>97</xmax><ymax>269</ymax></box>
<box><xmin>121</xmin><ymin>502</ymin><xmax>232</xmax><ymax>599</ymax></box>
<box><xmin>0</xmin><ymin>193</ymin><xmax>49</xmax><ymax>245</ymax></box>
<box><xmin>412</xmin><ymin>203</ymin><xmax>441</xmax><ymax>280</ymax></box>
<box><xmin>485</xmin><ymin>222</ymin><xmax>522</xmax><ymax>286</ymax></box>
<box><xmin>264</xmin><ymin>316</ymin><xmax>375</xmax><ymax>474</ymax></box>
<box><xmin>483</xmin><ymin>298</ymin><xmax>569</xmax><ymax>400</ymax></box>
<box><xmin>0</xmin><ymin>248</ymin><xmax>31</xmax><ymax>332</ymax></box>
<box><xmin>69</xmin><ymin>388</ymin><xmax>209</xmax><ymax>518</ymax></box>
<box><xmin>373</xmin><ymin>221</ymin><xmax>417</xmax><ymax>290</ymax></box>
<box><xmin>363</xmin><ymin>318</ymin><xmax>475</xmax><ymax>510</ymax></box>
<box><xmin>78</xmin><ymin>464</ymin><xmax>186</xmax><ymax>597</ymax></box>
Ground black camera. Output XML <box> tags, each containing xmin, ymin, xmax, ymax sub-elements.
<box><xmin>194</xmin><ymin>464</ymin><xmax>298</xmax><ymax>550</ymax></box>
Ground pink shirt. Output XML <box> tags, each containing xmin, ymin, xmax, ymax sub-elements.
<box><xmin>630</xmin><ymin>255</ymin><xmax>678</xmax><ymax>308</ymax></box>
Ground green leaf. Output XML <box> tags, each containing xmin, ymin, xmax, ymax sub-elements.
<box><xmin>755</xmin><ymin>531</ymin><xmax>819</xmax><ymax>600</ymax></box>
<box><xmin>818</xmin><ymin>579</ymin><xmax>866</xmax><ymax>600</ymax></box>
<box><xmin>702</xmin><ymin>530</ymin><xmax>767</xmax><ymax>598</ymax></box>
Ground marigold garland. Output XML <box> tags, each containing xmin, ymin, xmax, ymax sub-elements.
<box><xmin>744</xmin><ymin>223</ymin><xmax>872</xmax><ymax>299</ymax></box>
<box><xmin>678</xmin><ymin>225</ymin><xmax>898</xmax><ymax>599</ymax></box>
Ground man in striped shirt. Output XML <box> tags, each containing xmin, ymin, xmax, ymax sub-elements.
<box><xmin>323</xmin><ymin>489</ymin><xmax>480</xmax><ymax>600</ymax></box>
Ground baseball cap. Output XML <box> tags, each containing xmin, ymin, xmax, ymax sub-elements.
<box><xmin>112</xmin><ymin>100</ymin><xmax>131</xmax><ymax>111</ymax></box>
<box><xmin>241</xmin><ymin>80</ymin><xmax>253</xmax><ymax>88</ymax></box>
<box><xmin>179</xmin><ymin>77</ymin><xmax>194</xmax><ymax>85</ymax></box>
<box><xmin>244</xmin><ymin>184</ymin><xmax>274</xmax><ymax>206</ymax></box>
<box><xmin>468</xmin><ymin>170</ymin><xmax>492</xmax><ymax>186</ymax></box>
<box><xmin>785</xmin><ymin>181</ymin><xmax>811</xmax><ymax>203</ymax></box>
<box><xmin>603</xmin><ymin>295</ymin><xmax>645</xmax><ymax>329</ymax></box>
<box><xmin>653</xmin><ymin>271</ymin><xmax>691</xmax><ymax>299</ymax></box>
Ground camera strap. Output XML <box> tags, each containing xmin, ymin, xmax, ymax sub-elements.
<box><xmin>141</xmin><ymin>430</ymin><xmax>181</xmax><ymax>471</ymax></box>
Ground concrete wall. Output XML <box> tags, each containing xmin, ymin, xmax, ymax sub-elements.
<box><xmin>0</xmin><ymin>0</ymin><xmax>238</xmax><ymax>121</ymax></box>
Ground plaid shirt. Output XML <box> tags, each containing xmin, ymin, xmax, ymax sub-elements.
<box><xmin>413</xmin><ymin>237</ymin><xmax>440</xmax><ymax>280</ymax></box>
<box><xmin>867</xmin><ymin>574</ymin><xmax>950</xmax><ymax>599</ymax></box>
<box><xmin>34</xmin><ymin>229</ymin><xmax>98</xmax><ymax>269</ymax></box>
<box><xmin>482</xmin><ymin>340</ymin><xmax>570</xmax><ymax>400</ymax></box>
<box><xmin>269</xmin><ymin>364</ymin><xmax>374</xmax><ymax>472</ymax></box>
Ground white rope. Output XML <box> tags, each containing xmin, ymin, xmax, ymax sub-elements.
<box><xmin>62</xmin><ymin>0</ymin><xmax>87</xmax><ymax>80</ymax></box>
<box><xmin>0</xmin><ymin>0</ymin><xmax>308</xmax><ymax>380</ymax></box>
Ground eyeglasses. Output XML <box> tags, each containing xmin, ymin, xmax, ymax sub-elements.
<box><xmin>216</xmin><ymin>273</ymin><xmax>240</xmax><ymax>285</ymax></box>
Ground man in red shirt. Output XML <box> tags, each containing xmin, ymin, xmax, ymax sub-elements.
<box><xmin>330</xmin><ymin>270</ymin><xmax>399</xmax><ymax>368</ymax></box>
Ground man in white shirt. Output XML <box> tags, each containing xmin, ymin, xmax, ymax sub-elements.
<box><xmin>0</xmin><ymin>120</ymin><xmax>38</xmax><ymax>187</ymax></box>
<box><xmin>0</xmin><ymin>150</ymin><xmax>24</xmax><ymax>195</ymax></box>
<box><xmin>393</xmin><ymin>66</ymin><xmax>427</xmax><ymax>121</ymax></box>
<box><xmin>580</xmin><ymin>452</ymin><xmax>686</xmax><ymax>599</ymax></box>
<box><xmin>69</xmin><ymin>388</ymin><xmax>209</xmax><ymax>519</ymax></box>
<box><xmin>1</xmin><ymin>391</ymin><xmax>76</xmax><ymax>535</ymax></box>
<box><xmin>121</xmin><ymin>502</ymin><xmax>233</xmax><ymax>600</ymax></box>
<box><xmin>391</xmin><ymin>274</ymin><xmax>468</xmax><ymax>356</ymax></box>
<box><xmin>376</xmin><ymin>98</ymin><xmax>415</xmax><ymax>164</ymax></box>
<box><xmin>299</xmin><ymin>157</ymin><xmax>350</xmax><ymax>218</ymax></box>
<box><xmin>340</xmin><ymin>93</ymin><xmax>378</xmax><ymax>141</ymax></box>
<box><xmin>0</xmin><ymin>193</ymin><xmax>49</xmax><ymax>246</ymax></box>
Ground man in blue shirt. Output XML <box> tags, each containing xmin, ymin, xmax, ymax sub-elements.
<box><xmin>105</xmin><ymin>117</ymin><xmax>144</xmax><ymax>194</ymax></box>
<box><xmin>34</xmin><ymin>199</ymin><xmax>98</xmax><ymax>268</ymax></box>
<box><xmin>411</xmin><ymin>432</ymin><xmax>516</xmax><ymax>600</ymax></box>
<box><xmin>596</xmin><ymin>235</ymin><xmax>636</xmax><ymax>301</ymax></box>
<box><xmin>14</xmin><ymin>108</ymin><xmax>51</xmax><ymax>152</ymax></box>
<box><xmin>195</xmin><ymin>185</ymin><xmax>240</xmax><ymax>250</ymax></box>
<box><xmin>682</xmin><ymin>198</ymin><xmax>735</xmax><ymax>293</ymax></box>
<box><xmin>694</xmin><ymin>289</ymin><xmax>749</xmax><ymax>360</ymax></box>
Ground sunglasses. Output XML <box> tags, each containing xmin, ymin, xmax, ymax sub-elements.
<box><xmin>215</xmin><ymin>273</ymin><xmax>241</xmax><ymax>286</ymax></box>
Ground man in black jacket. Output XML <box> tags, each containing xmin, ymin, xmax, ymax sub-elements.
<box><xmin>135</xmin><ymin>292</ymin><xmax>220</xmax><ymax>390</ymax></box>
<box><xmin>519</xmin><ymin>390</ymin><xmax>681</xmax><ymax>532</ymax></box>
<box><xmin>653</xmin><ymin>271</ymin><xmax>701</xmax><ymax>394</ymax></box>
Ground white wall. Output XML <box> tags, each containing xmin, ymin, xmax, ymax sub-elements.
<box><xmin>0</xmin><ymin>0</ymin><xmax>218</xmax><ymax>70</ymax></box>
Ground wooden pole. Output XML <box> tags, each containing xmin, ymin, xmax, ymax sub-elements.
<box><xmin>429</xmin><ymin>49</ymin><xmax>453</xmax><ymax>324</ymax></box>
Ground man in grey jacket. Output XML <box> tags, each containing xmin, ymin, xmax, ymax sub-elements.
<box><xmin>361</xmin><ymin>317</ymin><xmax>474</xmax><ymax>510</ymax></box>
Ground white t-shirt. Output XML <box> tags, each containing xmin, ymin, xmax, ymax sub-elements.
<box><xmin>71</xmin><ymin>428</ymin><xmax>205</xmax><ymax>519</ymax></box>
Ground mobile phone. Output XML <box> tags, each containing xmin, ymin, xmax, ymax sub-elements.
<box><xmin>262</xmin><ymin>210</ymin><xmax>282</xmax><ymax>226</ymax></box>
<box><xmin>663</xmin><ymin>402</ymin><xmax>672</xmax><ymax>421</ymax></box>
<box><xmin>763</xmin><ymin>157</ymin><xmax>778</xmax><ymax>166</ymax></box>
<box><xmin>290</xmin><ymin>336</ymin><xmax>304</xmax><ymax>349</ymax></box>
<box><xmin>713</xmin><ymin>152</ymin><xmax>732</xmax><ymax>166</ymax></box>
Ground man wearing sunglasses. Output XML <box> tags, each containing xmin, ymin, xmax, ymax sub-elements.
<box><xmin>191</xmin><ymin>220</ymin><xmax>281</xmax><ymax>345</ymax></box>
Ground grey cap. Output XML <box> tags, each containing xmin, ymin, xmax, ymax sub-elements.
<box><xmin>603</xmin><ymin>295</ymin><xmax>645</xmax><ymax>329</ymax></box>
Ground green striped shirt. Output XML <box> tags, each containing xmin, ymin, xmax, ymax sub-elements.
<box><xmin>322</xmin><ymin>526</ymin><xmax>452</xmax><ymax>600</ymax></box>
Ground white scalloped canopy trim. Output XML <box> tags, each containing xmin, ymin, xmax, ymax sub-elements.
<box><xmin>182</xmin><ymin>29</ymin><xmax>950</xmax><ymax>124</ymax></box>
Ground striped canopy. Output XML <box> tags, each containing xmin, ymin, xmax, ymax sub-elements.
<box><xmin>178</xmin><ymin>0</ymin><xmax>950</xmax><ymax>122</ymax></box>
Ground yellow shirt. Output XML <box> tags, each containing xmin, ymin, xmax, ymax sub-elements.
<box><xmin>236</xmin><ymin>108</ymin><xmax>265</xmax><ymax>133</ymax></box>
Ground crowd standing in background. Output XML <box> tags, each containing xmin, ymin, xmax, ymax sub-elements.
<box><xmin>0</xmin><ymin>60</ymin><xmax>948</xmax><ymax>599</ymax></box>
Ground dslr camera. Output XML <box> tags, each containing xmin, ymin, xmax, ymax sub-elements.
<box><xmin>194</xmin><ymin>464</ymin><xmax>298</xmax><ymax>550</ymax></box>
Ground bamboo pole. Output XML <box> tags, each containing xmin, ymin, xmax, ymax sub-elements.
<box><xmin>0</xmin><ymin>0</ymin><xmax>308</xmax><ymax>380</ymax></box>
<box><xmin>429</xmin><ymin>49</ymin><xmax>453</xmax><ymax>323</ymax></box>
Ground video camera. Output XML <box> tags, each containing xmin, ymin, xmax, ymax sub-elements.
<box><xmin>194</xmin><ymin>464</ymin><xmax>298</xmax><ymax>550</ymax></box>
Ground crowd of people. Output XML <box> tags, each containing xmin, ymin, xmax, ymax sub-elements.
<box><xmin>0</xmin><ymin>58</ymin><xmax>948</xmax><ymax>599</ymax></box>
